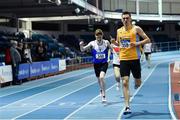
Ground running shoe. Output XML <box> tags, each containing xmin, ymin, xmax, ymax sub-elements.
<box><xmin>123</xmin><ymin>106</ymin><xmax>131</xmax><ymax>115</ymax></box>
<box><xmin>100</xmin><ymin>90</ymin><xmax>107</xmax><ymax>103</ymax></box>
<box><xmin>101</xmin><ymin>96</ymin><xmax>107</xmax><ymax>103</ymax></box>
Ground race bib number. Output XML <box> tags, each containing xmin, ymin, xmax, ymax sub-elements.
<box><xmin>120</xmin><ymin>39</ymin><xmax>130</xmax><ymax>48</ymax></box>
<box><xmin>96</xmin><ymin>53</ymin><xmax>106</xmax><ymax>59</ymax></box>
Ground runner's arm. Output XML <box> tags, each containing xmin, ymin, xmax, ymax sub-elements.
<box><xmin>131</xmin><ymin>26</ymin><xmax>151</xmax><ymax>47</ymax></box>
<box><xmin>79</xmin><ymin>41</ymin><xmax>92</xmax><ymax>52</ymax></box>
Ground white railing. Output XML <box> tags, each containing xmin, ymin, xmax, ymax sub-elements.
<box><xmin>152</xmin><ymin>41</ymin><xmax>180</xmax><ymax>52</ymax></box>
<box><xmin>64</xmin><ymin>41</ymin><xmax>180</xmax><ymax>71</ymax></box>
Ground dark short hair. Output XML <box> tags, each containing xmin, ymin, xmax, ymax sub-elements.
<box><xmin>122</xmin><ymin>11</ymin><xmax>131</xmax><ymax>17</ymax></box>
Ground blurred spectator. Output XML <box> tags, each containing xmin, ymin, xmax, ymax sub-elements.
<box><xmin>22</xmin><ymin>43</ymin><xmax>32</xmax><ymax>63</ymax></box>
<box><xmin>5</xmin><ymin>43</ymin><xmax>12</xmax><ymax>65</ymax></box>
<box><xmin>10</xmin><ymin>40</ymin><xmax>22</xmax><ymax>85</ymax></box>
<box><xmin>17</xmin><ymin>42</ymin><xmax>23</xmax><ymax>63</ymax></box>
<box><xmin>35</xmin><ymin>41</ymin><xmax>47</xmax><ymax>61</ymax></box>
<box><xmin>15</xmin><ymin>32</ymin><xmax>25</xmax><ymax>40</ymax></box>
<box><xmin>51</xmin><ymin>35</ymin><xmax>58</xmax><ymax>43</ymax></box>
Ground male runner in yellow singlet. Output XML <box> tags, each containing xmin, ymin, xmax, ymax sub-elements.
<box><xmin>112</xmin><ymin>11</ymin><xmax>151</xmax><ymax>114</ymax></box>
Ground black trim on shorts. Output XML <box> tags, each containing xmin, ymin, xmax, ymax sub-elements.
<box><xmin>113</xmin><ymin>64</ymin><xmax>120</xmax><ymax>68</ymax></box>
<box><xmin>144</xmin><ymin>52</ymin><xmax>151</xmax><ymax>56</ymax></box>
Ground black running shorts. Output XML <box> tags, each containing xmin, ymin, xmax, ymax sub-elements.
<box><xmin>120</xmin><ymin>59</ymin><xmax>141</xmax><ymax>79</ymax></box>
<box><xmin>93</xmin><ymin>62</ymin><xmax>108</xmax><ymax>77</ymax></box>
<box><xmin>144</xmin><ymin>52</ymin><xmax>151</xmax><ymax>60</ymax></box>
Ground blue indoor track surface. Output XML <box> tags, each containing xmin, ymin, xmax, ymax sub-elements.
<box><xmin>0</xmin><ymin>51</ymin><xmax>180</xmax><ymax>120</ymax></box>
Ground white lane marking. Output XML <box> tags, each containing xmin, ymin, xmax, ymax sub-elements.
<box><xmin>64</xmin><ymin>84</ymin><xmax>116</xmax><ymax>120</ymax></box>
<box><xmin>0</xmin><ymin>68</ymin><xmax>92</xmax><ymax>92</ymax></box>
<box><xmin>117</xmin><ymin>58</ymin><xmax>180</xmax><ymax>119</ymax></box>
<box><xmin>12</xmin><ymin>73</ymin><xmax>114</xmax><ymax>120</ymax></box>
<box><xmin>64</xmin><ymin>63</ymin><xmax>149</xmax><ymax>120</ymax></box>
<box><xmin>168</xmin><ymin>63</ymin><xmax>177</xmax><ymax>120</ymax></box>
<box><xmin>0</xmin><ymin>70</ymin><xmax>93</xmax><ymax>98</ymax></box>
<box><xmin>0</xmin><ymin>74</ymin><xmax>95</xmax><ymax>109</ymax></box>
<box><xmin>117</xmin><ymin>63</ymin><xmax>159</xmax><ymax>119</ymax></box>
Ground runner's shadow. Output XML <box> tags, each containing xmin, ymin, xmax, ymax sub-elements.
<box><xmin>122</xmin><ymin>110</ymin><xmax>170</xmax><ymax>119</ymax></box>
<box><xmin>119</xmin><ymin>94</ymin><xmax>143</xmax><ymax>98</ymax></box>
<box><xmin>89</xmin><ymin>101</ymin><xmax>123</xmax><ymax>106</ymax></box>
<box><xmin>104</xmin><ymin>101</ymin><xmax>123</xmax><ymax>106</ymax></box>
<box><xmin>134</xmin><ymin>94</ymin><xmax>143</xmax><ymax>97</ymax></box>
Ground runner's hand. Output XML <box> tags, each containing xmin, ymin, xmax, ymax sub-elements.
<box><xmin>79</xmin><ymin>41</ymin><xmax>84</xmax><ymax>46</ymax></box>
<box><xmin>130</xmin><ymin>42</ymin><xmax>140</xmax><ymax>47</ymax></box>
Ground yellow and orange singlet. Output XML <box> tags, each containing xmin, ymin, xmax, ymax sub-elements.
<box><xmin>117</xmin><ymin>25</ymin><xmax>141</xmax><ymax>60</ymax></box>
